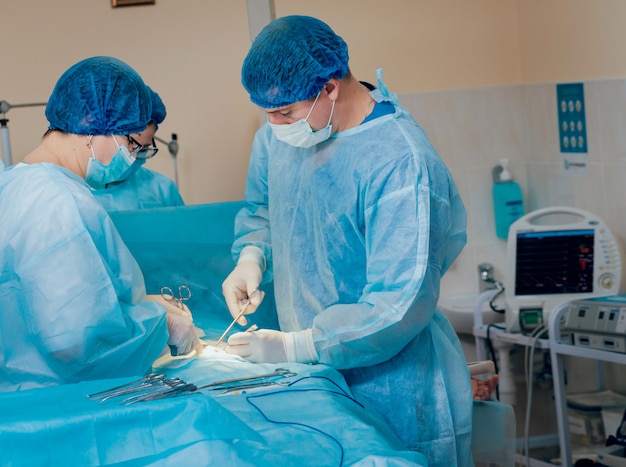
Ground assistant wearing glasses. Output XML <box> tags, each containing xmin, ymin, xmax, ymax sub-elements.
<box><xmin>90</xmin><ymin>85</ymin><xmax>185</xmax><ymax>213</ymax></box>
<box><xmin>127</xmin><ymin>134</ymin><xmax>158</xmax><ymax>160</ymax></box>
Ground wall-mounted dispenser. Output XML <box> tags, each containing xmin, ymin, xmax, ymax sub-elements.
<box><xmin>492</xmin><ymin>159</ymin><xmax>525</xmax><ymax>239</ymax></box>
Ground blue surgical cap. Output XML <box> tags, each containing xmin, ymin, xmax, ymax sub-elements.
<box><xmin>148</xmin><ymin>87</ymin><xmax>166</xmax><ymax>128</ymax></box>
<box><xmin>242</xmin><ymin>15</ymin><xmax>349</xmax><ymax>109</ymax></box>
<box><xmin>46</xmin><ymin>56</ymin><xmax>151</xmax><ymax>136</ymax></box>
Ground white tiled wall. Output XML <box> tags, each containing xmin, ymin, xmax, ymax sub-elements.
<box><xmin>400</xmin><ymin>79</ymin><xmax>626</xmax><ymax>434</ymax></box>
<box><xmin>400</xmin><ymin>78</ymin><xmax>626</xmax><ymax>298</ymax></box>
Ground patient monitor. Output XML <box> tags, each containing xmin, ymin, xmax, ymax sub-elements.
<box><xmin>504</xmin><ymin>207</ymin><xmax>622</xmax><ymax>333</ymax></box>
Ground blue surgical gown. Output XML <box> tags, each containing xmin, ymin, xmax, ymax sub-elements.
<box><xmin>232</xmin><ymin>79</ymin><xmax>472</xmax><ymax>466</ymax></box>
<box><xmin>0</xmin><ymin>162</ymin><xmax>169</xmax><ymax>391</ymax></box>
<box><xmin>93</xmin><ymin>166</ymin><xmax>184</xmax><ymax>212</ymax></box>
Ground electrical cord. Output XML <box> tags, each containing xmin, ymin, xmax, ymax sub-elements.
<box><xmin>486</xmin><ymin>323</ymin><xmax>507</xmax><ymax>401</ymax></box>
<box><xmin>244</xmin><ymin>375</ymin><xmax>365</xmax><ymax>467</ymax></box>
<box><xmin>487</xmin><ymin>281</ymin><xmax>506</xmax><ymax>313</ymax></box>
<box><xmin>521</xmin><ymin>325</ymin><xmax>549</xmax><ymax>466</ymax></box>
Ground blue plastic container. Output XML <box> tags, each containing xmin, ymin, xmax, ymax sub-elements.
<box><xmin>492</xmin><ymin>160</ymin><xmax>525</xmax><ymax>239</ymax></box>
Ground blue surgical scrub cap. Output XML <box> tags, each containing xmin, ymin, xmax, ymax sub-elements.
<box><xmin>148</xmin><ymin>87</ymin><xmax>166</xmax><ymax>128</ymax></box>
<box><xmin>242</xmin><ymin>15</ymin><xmax>349</xmax><ymax>108</ymax></box>
<box><xmin>46</xmin><ymin>56</ymin><xmax>151</xmax><ymax>136</ymax></box>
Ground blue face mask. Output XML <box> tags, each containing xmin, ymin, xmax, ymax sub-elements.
<box><xmin>85</xmin><ymin>136</ymin><xmax>135</xmax><ymax>189</ymax></box>
<box><xmin>114</xmin><ymin>158</ymin><xmax>145</xmax><ymax>185</ymax></box>
<box><xmin>269</xmin><ymin>92</ymin><xmax>335</xmax><ymax>148</ymax></box>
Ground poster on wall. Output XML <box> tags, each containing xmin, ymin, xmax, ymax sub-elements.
<box><xmin>557</xmin><ymin>82</ymin><xmax>588</xmax><ymax>177</ymax></box>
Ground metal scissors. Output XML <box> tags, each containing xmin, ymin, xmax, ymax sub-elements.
<box><xmin>160</xmin><ymin>285</ymin><xmax>191</xmax><ymax>310</ymax></box>
<box><xmin>160</xmin><ymin>285</ymin><xmax>192</xmax><ymax>356</ymax></box>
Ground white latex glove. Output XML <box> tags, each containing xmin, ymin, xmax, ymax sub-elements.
<box><xmin>147</xmin><ymin>295</ymin><xmax>203</xmax><ymax>356</ymax></box>
<box><xmin>222</xmin><ymin>246</ymin><xmax>266</xmax><ymax>326</ymax></box>
<box><xmin>225</xmin><ymin>329</ymin><xmax>318</xmax><ymax>364</ymax></box>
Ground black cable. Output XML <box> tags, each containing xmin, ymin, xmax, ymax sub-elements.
<box><xmin>244</xmin><ymin>375</ymin><xmax>365</xmax><ymax>467</ymax></box>
<box><xmin>486</xmin><ymin>323</ymin><xmax>507</xmax><ymax>401</ymax></box>
<box><xmin>489</xmin><ymin>287</ymin><xmax>506</xmax><ymax>313</ymax></box>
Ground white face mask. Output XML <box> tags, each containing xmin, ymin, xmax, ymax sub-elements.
<box><xmin>269</xmin><ymin>92</ymin><xmax>335</xmax><ymax>148</ymax></box>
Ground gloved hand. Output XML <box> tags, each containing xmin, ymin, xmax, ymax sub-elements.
<box><xmin>147</xmin><ymin>294</ymin><xmax>203</xmax><ymax>356</ymax></box>
<box><xmin>225</xmin><ymin>328</ymin><xmax>318</xmax><ymax>364</ymax></box>
<box><xmin>222</xmin><ymin>246</ymin><xmax>266</xmax><ymax>326</ymax></box>
<box><xmin>165</xmin><ymin>305</ymin><xmax>203</xmax><ymax>356</ymax></box>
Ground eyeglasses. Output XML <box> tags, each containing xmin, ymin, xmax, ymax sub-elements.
<box><xmin>127</xmin><ymin>135</ymin><xmax>159</xmax><ymax>160</ymax></box>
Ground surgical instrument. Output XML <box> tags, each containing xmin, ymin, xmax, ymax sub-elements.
<box><xmin>87</xmin><ymin>374</ymin><xmax>197</xmax><ymax>405</ymax></box>
<box><xmin>160</xmin><ymin>285</ymin><xmax>192</xmax><ymax>356</ymax></box>
<box><xmin>86</xmin><ymin>373</ymin><xmax>169</xmax><ymax>403</ymax></box>
<box><xmin>214</xmin><ymin>289</ymin><xmax>258</xmax><ymax>348</ymax></box>
<box><xmin>160</xmin><ymin>285</ymin><xmax>191</xmax><ymax>310</ymax></box>
<box><xmin>122</xmin><ymin>378</ymin><xmax>196</xmax><ymax>405</ymax></box>
<box><xmin>197</xmin><ymin>368</ymin><xmax>297</xmax><ymax>392</ymax></box>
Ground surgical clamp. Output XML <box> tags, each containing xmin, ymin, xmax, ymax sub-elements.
<box><xmin>86</xmin><ymin>373</ymin><xmax>169</xmax><ymax>403</ymax></box>
<box><xmin>160</xmin><ymin>285</ymin><xmax>191</xmax><ymax>310</ymax></box>
<box><xmin>121</xmin><ymin>378</ymin><xmax>197</xmax><ymax>405</ymax></box>
<box><xmin>86</xmin><ymin>374</ymin><xmax>198</xmax><ymax>405</ymax></box>
<box><xmin>197</xmin><ymin>368</ymin><xmax>297</xmax><ymax>393</ymax></box>
<box><xmin>160</xmin><ymin>285</ymin><xmax>192</xmax><ymax>356</ymax></box>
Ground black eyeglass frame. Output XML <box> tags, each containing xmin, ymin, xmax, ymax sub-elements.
<box><xmin>126</xmin><ymin>134</ymin><xmax>159</xmax><ymax>160</ymax></box>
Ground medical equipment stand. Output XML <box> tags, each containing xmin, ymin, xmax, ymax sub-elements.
<box><xmin>549</xmin><ymin>302</ymin><xmax>626</xmax><ymax>467</ymax></box>
<box><xmin>154</xmin><ymin>133</ymin><xmax>180</xmax><ymax>188</ymax></box>
<box><xmin>0</xmin><ymin>100</ymin><xmax>48</xmax><ymax>167</ymax></box>
<box><xmin>1</xmin><ymin>118</ymin><xmax>11</xmax><ymax>168</ymax></box>
<box><xmin>474</xmin><ymin>297</ymin><xmax>626</xmax><ymax>466</ymax></box>
<box><xmin>473</xmin><ymin>293</ymin><xmax>559</xmax><ymax>466</ymax></box>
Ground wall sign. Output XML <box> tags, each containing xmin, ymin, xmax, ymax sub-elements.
<box><xmin>557</xmin><ymin>82</ymin><xmax>588</xmax><ymax>177</ymax></box>
<box><xmin>557</xmin><ymin>82</ymin><xmax>588</xmax><ymax>153</ymax></box>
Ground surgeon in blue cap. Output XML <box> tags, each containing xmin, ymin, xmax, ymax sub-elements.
<box><xmin>222</xmin><ymin>16</ymin><xmax>472</xmax><ymax>466</ymax></box>
<box><xmin>0</xmin><ymin>56</ymin><xmax>202</xmax><ymax>392</ymax></box>
<box><xmin>92</xmin><ymin>86</ymin><xmax>184</xmax><ymax>212</ymax></box>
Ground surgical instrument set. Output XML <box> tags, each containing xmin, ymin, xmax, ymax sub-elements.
<box><xmin>197</xmin><ymin>368</ymin><xmax>297</xmax><ymax>393</ymax></box>
<box><xmin>86</xmin><ymin>368</ymin><xmax>297</xmax><ymax>404</ymax></box>
<box><xmin>86</xmin><ymin>373</ymin><xmax>196</xmax><ymax>405</ymax></box>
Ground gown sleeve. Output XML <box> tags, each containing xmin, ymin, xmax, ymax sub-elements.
<box><xmin>0</xmin><ymin>166</ymin><xmax>168</xmax><ymax>389</ymax></box>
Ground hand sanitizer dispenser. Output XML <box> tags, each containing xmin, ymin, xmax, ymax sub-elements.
<box><xmin>492</xmin><ymin>159</ymin><xmax>525</xmax><ymax>239</ymax></box>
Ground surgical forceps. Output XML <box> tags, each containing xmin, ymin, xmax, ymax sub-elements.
<box><xmin>86</xmin><ymin>369</ymin><xmax>297</xmax><ymax>404</ymax></box>
<box><xmin>197</xmin><ymin>368</ymin><xmax>297</xmax><ymax>393</ymax></box>
<box><xmin>122</xmin><ymin>378</ymin><xmax>197</xmax><ymax>405</ymax></box>
<box><xmin>86</xmin><ymin>373</ymin><xmax>169</xmax><ymax>403</ymax></box>
<box><xmin>214</xmin><ymin>289</ymin><xmax>258</xmax><ymax>348</ymax></box>
<box><xmin>160</xmin><ymin>285</ymin><xmax>191</xmax><ymax>310</ymax></box>
<box><xmin>86</xmin><ymin>374</ymin><xmax>197</xmax><ymax>405</ymax></box>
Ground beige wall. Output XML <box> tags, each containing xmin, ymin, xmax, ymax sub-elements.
<box><xmin>2</xmin><ymin>0</ymin><xmax>254</xmax><ymax>204</ymax></box>
<box><xmin>518</xmin><ymin>0</ymin><xmax>626</xmax><ymax>83</ymax></box>
<box><xmin>2</xmin><ymin>0</ymin><xmax>626</xmax><ymax>205</ymax></box>
<box><xmin>274</xmin><ymin>0</ymin><xmax>523</xmax><ymax>93</ymax></box>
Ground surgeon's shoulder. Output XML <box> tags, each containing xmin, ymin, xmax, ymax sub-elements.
<box><xmin>135</xmin><ymin>167</ymin><xmax>174</xmax><ymax>185</ymax></box>
<box><xmin>7</xmin><ymin>163</ymin><xmax>94</xmax><ymax>208</ymax></box>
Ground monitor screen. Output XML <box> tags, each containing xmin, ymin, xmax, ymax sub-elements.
<box><xmin>515</xmin><ymin>229</ymin><xmax>594</xmax><ymax>296</ymax></box>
